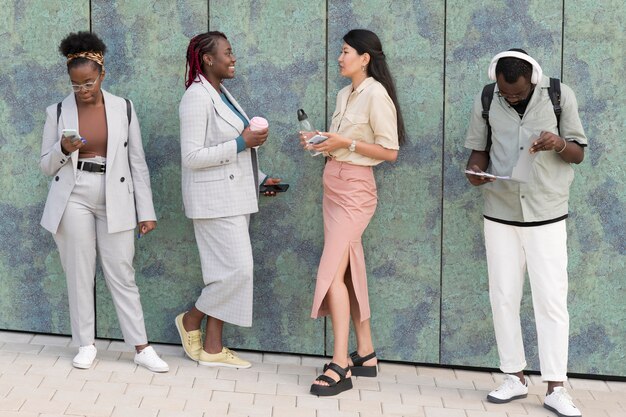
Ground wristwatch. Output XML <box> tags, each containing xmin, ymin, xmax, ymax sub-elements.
<box><xmin>349</xmin><ymin>140</ymin><xmax>357</xmax><ymax>152</ymax></box>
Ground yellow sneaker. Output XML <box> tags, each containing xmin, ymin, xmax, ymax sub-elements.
<box><xmin>174</xmin><ymin>312</ymin><xmax>202</xmax><ymax>361</ymax></box>
<box><xmin>198</xmin><ymin>347</ymin><xmax>251</xmax><ymax>369</ymax></box>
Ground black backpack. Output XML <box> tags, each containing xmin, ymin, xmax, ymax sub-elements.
<box><xmin>481</xmin><ymin>78</ymin><xmax>561</xmax><ymax>152</ymax></box>
<box><xmin>56</xmin><ymin>98</ymin><xmax>131</xmax><ymax>124</ymax></box>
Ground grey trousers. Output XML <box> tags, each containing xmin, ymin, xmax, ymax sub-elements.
<box><xmin>53</xmin><ymin>168</ymin><xmax>148</xmax><ymax>347</ymax></box>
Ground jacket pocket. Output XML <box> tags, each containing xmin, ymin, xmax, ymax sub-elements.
<box><xmin>193</xmin><ymin>166</ymin><xmax>225</xmax><ymax>182</ymax></box>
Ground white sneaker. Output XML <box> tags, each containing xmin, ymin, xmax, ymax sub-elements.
<box><xmin>544</xmin><ymin>387</ymin><xmax>582</xmax><ymax>417</ymax></box>
<box><xmin>72</xmin><ymin>345</ymin><xmax>97</xmax><ymax>369</ymax></box>
<box><xmin>487</xmin><ymin>374</ymin><xmax>529</xmax><ymax>403</ymax></box>
<box><xmin>134</xmin><ymin>346</ymin><xmax>169</xmax><ymax>373</ymax></box>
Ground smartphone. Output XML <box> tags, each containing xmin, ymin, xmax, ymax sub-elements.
<box><xmin>62</xmin><ymin>128</ymin><xmax>81</xmax><ymax>143</ymax></box>
<box><xmin>259</xmin><ymin>184</ymin><xmax>289</xmax><ymax>193</ymax></box>
<box><xmin>307</xmin><ymin>134</ymin><xmax>328</xmax><ymax>145</ymax></box>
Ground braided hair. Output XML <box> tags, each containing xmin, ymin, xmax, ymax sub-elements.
<box><xmin>184</xmin><ymin>31</ymin><xmax>228</xmax><ymax>89</ymax></box>
<box><xmin>343</xmin><ymin>29</ymin><xmax>406</xmax><ymax>145</ymax></box>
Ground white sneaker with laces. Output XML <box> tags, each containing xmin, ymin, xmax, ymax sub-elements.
<box><xmin>72</xmin><ymin>345</ymin><xmax>97</xmax><ymax>369</ymax></box>
<box><xmin>487</xmin><ymin>374</ymin><xmax>529</xmax><ymax>403</ymax></box>
<box><xmin>134</xmin><ymin>346</ymin><xmax>169</xmax><ymax>373</ymax></box>
<box><xmin>544</xmin><ymin>387</ymin><xmax>582</xmax><ymax>417</ymax></box>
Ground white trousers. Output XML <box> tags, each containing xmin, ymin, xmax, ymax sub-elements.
<box><xmin>193</xmin><ymin>215</ymin><xmax>253</xmax><ymax>327</ymax></box>
<box><xmin>484</xmin><ymin>218</ymin><xmax>569</xmax><ymax>382</ymax></box>
<box><xmin>53</xmin><ymin>168</ymin><xmax>148</xmax><ymax>347</ymax></box>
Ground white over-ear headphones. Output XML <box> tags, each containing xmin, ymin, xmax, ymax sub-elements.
<box><xmin>488</xmin><ymin>50</ymin><xmax>543</xmax><ymax>84</ymax></box>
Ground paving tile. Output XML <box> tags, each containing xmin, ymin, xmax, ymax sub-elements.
<box><xmin>175</xmin><ymin>364</ymin><xmax>218</xmax><ymax>378</ymax></box>
<box><xmin>150</xmin><ymin>373</ymin><xmax>193</xmax><ymax>388</ymax></box>
<box><xmin>578</xmin><ymin>398</ymin><xmax>624</xmax><ymax>411</ymax></box>
<box><xmin>14</xmin><ymin>353</ymin><xmax>59</xmax><ymax>366</ymax></box>
<box><xmin>423</xmin><ymin>406</ymin><xmax>467</xmax><ymax>417</ymax></box>
<box><xmin>125</xmin><ymin>382</ymin><xmax>170</xmax><ymax>398</ymax></box>
<box><xmin>158</xmin><ymin>411</ymin><xmax>204</xmax><ymax>417</ymax></box>
<box><xmin>96</xmin><ymin>393</ymin><xmax>143</xmax><ymax>408</ymax></box>
<box><xmin>94</xmin><ymin>358</ymin><xmax>138</xmax><ymax>373</ymax></box>
<box><xmin>418</xmin><ymin>386</ymin><xmax>462</xmax><ymax>400</ymax></box>
<box><xmin>301</xmin><ymin>356</ymin><xmax>331</xmax><ymax>368</ymax></box>
<box><xmin>396</xmin><ymin>374</ymin><xmax>437</xmax><ymax>387</ymax></box>
<box><xmin>253</xmin><ymin>393</ymin><xmax>297</xmax><ymax>407</ymax></box>
<box><xmin>107</xmin><ymin>341</ymin><xmax>134</xmax><ymax>352</ymax></box>
<box><xmin>296</xmin><ymin>395</ymin><xmax>340</xmax><ymax>411</ymax></box>
<box><xmin>590</xmin><ymin>390</ymin><xmax>626</xmax><ymax>401</ymax></box>
<box><xmin>235</xmin><ymin>380</ymin><xmax>278</xmax><ymax>395</ymax></box>
<box><xmin>435</xmin><ymin>377</ymin><xmax>476</xmax><ymax>390</ymax></box>
<box><xmin>381</xmin><ymin>402</ymin><xmax>425</xmax><ymax>416</ymax></box>
<box><xmin>378</xmin><ymin>382</ymin><xmax>421</xmax><ymax>394</ymax></box>
<box><xmin>276</xmin><ymin>382</ymin><xmax>311</xmax><ymax>396</ymax></box>
<box><xmin>30</xmin><ymin>334</ymin><xmax>71</xmax><ymax>346</ymax></box>
<box><xmin>607</xmin><ymin>411</ymin><xmax>626</xmax><ymax>417</ymax></box>
<box><xmin>217</xmin><ymin>367</ymin><xmax>260</xmax><ymax>382</ymax></box>
<box><xmin>236</xmin><ymin>350</ymin><xmax>264</xmax><ymax>363</ymax></box>
<box><xmin>379</xmin><ymin>363</ymin><xmax>418</xmax><ymax>376</ymax></box>
<box><xmin>182</xmin><ymin>398</ymin><xmax>229</xmax><ymax>414</ymax></box>
<box><xmin>0</xmin><ymin>412</ymin><xmax>38</xmax><ymax>417</ymax></box>
<box><xmin>417</xmin><ymin>367</ymin><xmax>456</xmax><ymax>379</ymax></box>
<box><xmin>360</xmin><ymin>390</ymin><xmax>402</xmax><ymax>402</ymax></box>
<box><xmin>352</xmin><ymin>378</ymin><xmax>381</xmax><ymax>391</ymax></box>
<box><xmin>0</xmin><ymin>351</ymin><xmax>18</xmax><ymax>363</ymax></box>
<box><xmin>20</xmin><ymin>399</ymin><xmax>69</xmax><ymax>414</ymax></box>
<box><xmin>1</xmin><ymin>363</ymin><xmax>30</xmax><ymax>375</ymax></box>
<box><xmin>5</xmin><ymin>386</ymin><xmax>56</xmax><ymax>401</ymax></box>
<box><xmin>111</xmin><ymin>406</ymin><xmax>157</xmax><ymax>417</ymax></box>
<box><xmin>41</xmin><ymin>375</ymin><xmax>86</xmax><ymax>391</ymax></box>
<box><xmin>52</xmin><ymin>389</ymin><xmax>98</xmax><ymax>403</ymax></box>
<box><xmin>194</xmin><ymin>376</ymin><xmax>236</xmax><ymax>391</ymax></box>
<box><xmin>211</xmin><ymin>390</ymin><xmax>255</xmax><ymax>404</ymax></box>
<box><xmin>67</xmin><ymin>367</ymin><xmax>113</xmax><ymax>382</ymax></box>
<box><xmin>339</xmin><ymin>398</ymin><xmax>383</xmax><ymax>413</ymax></box>
<box><xmin>258</xmin><ymin>370</ymin><xmax>299</xmax><ymax>385</ymax></box>
<box><xmin>26</xmin><ymin>362</ymin><xmax>71</xmax><ymax>378</ymax></box>
<box><xmin>442</xmin><ymin>397</ymin><xmax>485</xmax><ymax>410</ymax></box>
<box><xmin>263</xmin><ymin>352</ymin><xmax>301</xmax><ymax>365</ymax></box>
<box><xmin>465</xmin><ymin>410</ymin><xmax>507</xmax><ymax>417</ymax></box>
<box><xmin>607</xmin><ymin>381</ymin><xmax>626</xmax><ymax>392</ymax></box>
<box><xmin>401</xmin><ymin>393</ymin><xmax>444</xmax><ymax>407</ymax></box>
<box><xmin>0</xmin><ymin>342</ymin><xmax>42</xmax><ymax>355</ymax></box>
<box><xmin>66</xmin><ymin>400</ymin><xmax>115</xmax><ymax>417</ymax></box>
<box><xmin>454</xmin><ymin>369</ymin><xmax>496</xmax><ymax>382</ymax></box>
<box><xmin>149</xmin><ymin>343</ymin><xmax>185</xmax><ymax>356</ymax></box>
<box><xmin>0</xmin><ymin>331</ymin><xmax>34</xmax><ymax>344</ymax></box>
<box><xmin>109</xmin><ymin>370</ymin><xmax>154</xmax><ymax>384</ymax></box>
<box><xmin>272</xmin><ymin>406</ymin><xmax>317</xmax><ymax>417</ymax></box>
<box><xmin>0</xmin><ymin>397</ymin><xmax>25</xmax><ymax>411</ymax></box>
<box><xmin>227</xmin><ymin>403</ymin><xmax>272</xmax><ymax>416</ymax></box>
<box><xmin>82</xmin><ymin>380</ymin><xmax>128</xmax><ymax>395</ymax></box>
<box><xmin>138</xmin><ymin>396</ymin><xmax>186</xmax><ymax>411</ymax></box>
<box><xmin>278</xmin><ymin>363</ymin><xmax>318</xmax><ymax>376</ymax></box>
<box><xmin>316</xmin><ymin>410</ymin><xmax>361</xmax><ymax>417</ymax></box>
<box><xmin>0</xmin><ymin>373</ymin><xmax>44</xmax><ymax>388</ymax></box>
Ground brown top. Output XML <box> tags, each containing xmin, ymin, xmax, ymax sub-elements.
<box><xmin>78</xmin><ymin>104</ymin><xmax>108</xmax><ymax>158</ymax></box>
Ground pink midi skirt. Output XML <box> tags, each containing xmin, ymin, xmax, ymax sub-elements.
<box><xmin>310</xmin><ymin>159</ymin><xmax>378</xmax><ymax>321</ymax></box>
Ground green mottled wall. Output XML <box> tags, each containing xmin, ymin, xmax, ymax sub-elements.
<box><xmin>0</xmin><ymin>1</ymin><xmax>623</xmax><ymax>376</ymax></box>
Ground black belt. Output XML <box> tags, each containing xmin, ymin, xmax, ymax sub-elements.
<box><xmin>77</xmin><ymin>161</ymin><xmax>106</xmax><ymax>173</ymax></box>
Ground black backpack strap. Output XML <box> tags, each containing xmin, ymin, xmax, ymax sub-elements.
<box><xmin>56</xmin><ymin>102</ymin><xmax>62</xmax><ymax>124</ymax></box>
<box><xmin>548</xmin><ymin>77</ymin><xmax>562</xmax><ymax>136</ymax></box>
<box><xmin>481</xmin><ymin>83</ymin><xmax>496</xmax><ymax>152</ymax></box>
<box><xmin>124</xmin><ymin>98</ymin><xmax>132</xmax><ymax>125</ymax></box>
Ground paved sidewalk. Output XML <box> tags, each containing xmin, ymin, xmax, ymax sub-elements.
<box><xmin>0</xmin><ymin>331</ymin><xmax>624</xmax><ymax>417</ymax></box>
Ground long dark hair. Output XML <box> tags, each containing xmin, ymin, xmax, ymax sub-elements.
<box><xmin>343</xmin><ymin>29</ymin><xmax>406</xmax><ymax>145</ymax></box>
<box><xmin>184</xmin><ymin>31</ymin><xmax>227</xmax><ymax>89</ymax></box>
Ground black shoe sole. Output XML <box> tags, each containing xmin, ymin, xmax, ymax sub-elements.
<box><xmin>487</xmin><ymin>393</ymin><xmax>527</xmax><ymax>404</ymax></box>
<box><xmin>544</xmin><ymin>403</ymin><xmax>581</xmax><ymax>417</ymax></box>
<box><xmin>310</xmin><ymin>377</ymin><xmax>353</xmax><ymax>396</ymax></box>
<box><xmin>351</xmin><ymin>365</ymin><xmax>377</xmax><ymax>377</ymax></box>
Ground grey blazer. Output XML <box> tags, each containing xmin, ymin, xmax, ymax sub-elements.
<box><xmin>179</xmin><ymin>75</ymin><xmax>265</xmax><ymax>219</ymax></box>
<box><xmin>40</xmin><ymin>90</ymin><xmax>156</xmax><ymax>234</ymax></box>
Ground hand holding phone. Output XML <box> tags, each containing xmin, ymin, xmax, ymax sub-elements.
<box><xmin>306</xmin><ymin>134</ymin><xmax>328</xmax><ymax>145</ymax></box>
<box><xmin>62</xmin><ymin>128</ymin><xmax>82</xmax><ymax>143</ymax></box>
<box><xmin>259</xmin><ymin>183</ymin><xmax>289</xmax><ymax>194</ymax></box>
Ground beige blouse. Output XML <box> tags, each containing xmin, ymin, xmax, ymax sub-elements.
<box><xmin>329</xmin><ymin>77</ymin><xmax>399</xmax><ymax>166</ymax></box>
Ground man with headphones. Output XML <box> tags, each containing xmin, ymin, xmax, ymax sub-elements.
<box><xmin>464</xmin><ymin>49</ymin><xmax>587</xmax><ymax>417</ymax></box>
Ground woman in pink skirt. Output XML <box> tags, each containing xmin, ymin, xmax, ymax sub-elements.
<box><xmin>301</xmin><ymin>29</ymin><xmax>406</xmax><ymax>396</ymax></box>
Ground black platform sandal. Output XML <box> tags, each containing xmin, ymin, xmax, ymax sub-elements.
<box><xmin>310</xmin><ymin>362</ymin><xmax>353</xmax><ymax>396</ymax></box>
<box><xmin>349</xmin><ymin>351</ymin><xmax>378</xmax><ymax>377</ymax></box>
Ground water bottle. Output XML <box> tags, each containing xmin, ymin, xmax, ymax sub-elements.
<box><xmin>297</xmin><ymin>109</ymin><xmax>320</xmax><ymax>156</ymax></box>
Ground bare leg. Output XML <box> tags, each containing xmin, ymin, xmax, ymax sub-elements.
<box><xmin>345</xmin><ymin>268</ymin><xmax>377</xmax><ymax>367</ymax></box>
<box><xmin>512</xmin><ymin>371</ymin><xmax>526</xmax><ymax>384</ymax></box>
<box><xmin>547</xmin><ymin>381</ymin><xmax>563</xmax><ymax>394</ymax></box>
<box><xmin>204</xmin><ymin>316</ymin><xmax>225</xmax><ymax>354</ymax></box>
<box><xmin>183</xmin><ymin>307</ymin><xmax>205</xmax><ymax>331</ymax></box>
<box><xmin>313</xmin><ymin>249</ymin><xmax>352</xmax><ymax>386</ymax></box>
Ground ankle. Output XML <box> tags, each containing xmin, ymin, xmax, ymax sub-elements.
<box><xmin>182</xmin><ymin>312</ymin><xmax>202</xmax><ymax>332</ymax></box>
<box><xmin>547</xmin><ymin>381</ymin><xmax>564</xmax><ymax>394</ymax></box>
